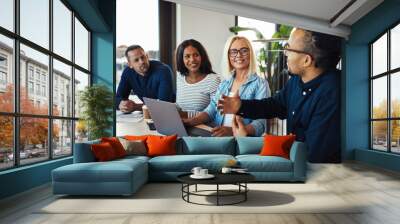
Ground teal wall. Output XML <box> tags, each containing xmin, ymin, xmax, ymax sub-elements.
<box><xmin>0</xmin><ymin>0</ymin><xmax>116</xmax><ymax>200</ymax></box>
<box><xmin>0</xmin><ymin>158</ymin><xmax>72</xmax><ymax>199</ymax></box>
<box><xmin>344</xmin><ymin>0</ymin><xmax>400</xmax><ymax>171</ymax></box>
<box><xmin>91</xmin><ymin>0</ymin><xmax>116</xmax><ymax>136</ymax></box>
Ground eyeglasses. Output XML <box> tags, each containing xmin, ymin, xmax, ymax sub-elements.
<box><xmin>229</xmin><ymin>47</ymin><xmax>250</xmax><ymax>58</ymax></box>
<box><xmin>283</xmin><ymin>43</ymin><xmax>313</xmax><ymax>60</ymax></box>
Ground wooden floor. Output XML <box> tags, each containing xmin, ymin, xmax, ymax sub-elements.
<box><xmin>1</xmin><ymin>162</ymin><xmax>400</xmax><ymax>224</ymax></box>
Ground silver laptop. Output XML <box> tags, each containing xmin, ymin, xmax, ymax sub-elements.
<box><xmin>143</xmin><ymin>97</ymin><xmax>212</xmax><ymax>137</ymax></box>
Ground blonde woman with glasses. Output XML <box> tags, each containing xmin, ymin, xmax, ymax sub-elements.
<box><xmin>182</xmin><ymin>36</ymin><xmax>270</xmax><ymax>136</ymax></box>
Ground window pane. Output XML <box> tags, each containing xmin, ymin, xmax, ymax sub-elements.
<box><xmin>75</xmin><ymin>120</ymin><xmax>88</xmax><ymax>143</ymax></box>
<box><xmin>75</xmin><ymin>18</ymin><xmax>89</xmax><ymax>70</ymax></box>
<box><xmin>74</xmin><ymin>69</ymin><xmax>89</xmax><ymax>118</ymax></box>
<box><xmin>0</xmin><ymin>116</ymin><xmax>13</xmax><ymax>170</ymax></box>
<box><xmin>53</xmin><ymin>0</ymin><xmax>72</xmax><ymax>60</ymax></box>
<box><xmin>20</xmin><ymin>44</ymin><xmax>49</xmax><ymax>115</ymax></box>
<box><xmin>20</xmin><ymin>0</ymin><xmax>49</xmax><ymax>49</ymax></box>
<box><xmin>391</xmin><ymin>72</ymin><xmax>400</xmax><ymax>118</ymax></box>
<box><xmin>391</xmin><ymin>120</ymin><xmax>400</xmax><ymax>153</ymax></box>
<box><xmin>53</xmin><ymin>119</ymin><xmax>72</xmax><ymax>158</ymax></box>
<box><xmin>20</xmin><ymin>117</ymin><xmax>49</xmax><ymax>165</ymax></box>
<box><xmin>372</xmin><ymin>121</ymin><xmax>388</xmax><ymax>151</ymax></box>
<box><xmin>372</xmin><ymin>33</ymin><xmax>387</xmax><ymax>76</ymax></box>
<box><xmin>53</xmin><ymin>59</ymin><xmax>72</xmax><ymax>117</ymax></box>
<box><xmin>0</xmin><ymin>34</ymin><xmax>14</xmax><ymax>112</ymax></box>
<box><xmin>391</xmin><ymin>24</ymin><xmax>400</xmax><ymax>70</ymax></box>
<box><xmin>0</xmin><ymin>0</ymin><xmax>14</xmax><ymax>31</ymax></box>
<box><xmin>372</xmin><ymin>77</ymin><xmax>387</xmax><ymax>119</ymax></box>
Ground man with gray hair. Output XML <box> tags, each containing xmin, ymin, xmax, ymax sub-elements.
<box><xmin>218</xmin><ymin>28</ymin><xmax>342</xmax><ymax>163</ymax></box>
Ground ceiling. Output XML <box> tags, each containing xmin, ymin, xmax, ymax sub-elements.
<box><xmin>165</xmin><ymin>0</ymin><xmax>384</xmax><ymax>38</ymax></box>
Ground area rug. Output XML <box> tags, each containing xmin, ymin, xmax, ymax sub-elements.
<box><xmin>37</xmin><ymin>183</ymin><xmax>361</xmax><ymax>214</ymax></box>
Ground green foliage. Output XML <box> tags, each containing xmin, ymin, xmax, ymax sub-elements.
<box><xmin>79</xmin><ymin>84</ymin><xmax>113</xmax><ymax>140</ymax></box>
<box><xmin>229</xmin><ymin>26</ymin><xmax>264</xmax><ymax>39</ymax></box>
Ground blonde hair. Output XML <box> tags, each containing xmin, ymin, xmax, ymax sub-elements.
<box><xmin>221</xmin><ymin>35</ymin><xmax>259</xmax><ymax>79</ymax></box>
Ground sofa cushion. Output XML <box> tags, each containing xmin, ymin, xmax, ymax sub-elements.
<box><xmin>260</xmin><ymin>135</ymin><xmax>296</xmax><ymax>159</ymax></box>
<box><xmin>236</xmin><ymin>155</ymin><xmax>293</xmax><ymax>172</ymax></box>
<box><xmin>73</xmin><ymin>140</ymin><xmax>100</xmax><ymax>163</ymax></box>
<box><xmin>147</xmin><ymin>135</ymin><xmax>177</xmax><ymax>157</ymax></box>
<box><xmin>148</xmin><ymin>154</ymin><xmax>235</xmax><ymax>172</ymax></box>
<box><xmin>101</xmin><ymin>137</ymin><xmax>127</xmax><ymax>158</ymax></box>
<box><xmin>179</xmin><ymin>137</ymin><xmax>235</xmax><ymax>155</ymax></box>
<box><xmin>52</xmin><ymin>159</ymin><xmax>147</xmax><ymax>183</ymax></box>
<box><xmin>236</xmin><ymin>137</ymin><xmax>263</xmax><ymax>155</ymax></box>
<box><xmin>118</xmin><ymin>138</ymin><xmax>147</xmax><ymax>156</ymax></box>
<box><xmin>91</xmin><ymin>142</ymin><xmax>118</xmax><ymax>161</ymax></box>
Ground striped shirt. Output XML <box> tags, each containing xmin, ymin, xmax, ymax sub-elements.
<box><xmin>176</xmin><ymin>73</ymin><xmax>221</xmax><ymax>118</ymax></box>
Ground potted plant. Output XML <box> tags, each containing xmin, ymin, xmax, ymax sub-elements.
<box><xmin>79</xmin><ymin>84</ymin><xmax>113</xmax><ymax>140</ymax></box>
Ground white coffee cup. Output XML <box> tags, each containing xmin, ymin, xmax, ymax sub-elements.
<box><xmin>221</xmin><ymin>167</ymin><xmax>232</xmax><ymax>174</ymax></box>
<box><xmin>191</xmin><ymin>167</ymin><xmax>202</xmax><ymax>176</ymax></box>
<box><xmin>200</xmin><ymin>169</ymin><xmax>208</xmax><ymax>176</ymax></box>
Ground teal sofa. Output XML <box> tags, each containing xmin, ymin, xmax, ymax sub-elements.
<box><xmin>52</xmin><ymin>137</ymin><xmax>307</xmax><ymax>196</ymax></box>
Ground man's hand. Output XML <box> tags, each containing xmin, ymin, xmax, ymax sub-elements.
<box><xmin>217</xmin><ymin>92</ymin><xmax>241</xmax><ymax>115</ymax></box>
<box><xmin>211</xmin><ymin>126</ymin><xmax>233</xmax><ymax>137</ymax></box>
<box><xmin>232</xmin><ymin>115</ymin><xmax>248</xmax><ymax>137</ymax></box>
<box><xmin>119</xmin><ymin>100</ymin><xmax>136</xmax><ymax>113</ymax></box>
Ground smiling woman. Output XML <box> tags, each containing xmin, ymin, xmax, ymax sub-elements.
<box><xmin>175</xmin><ymin>39</ymin><xmax>220</xmax><ymax>118</ymax></box>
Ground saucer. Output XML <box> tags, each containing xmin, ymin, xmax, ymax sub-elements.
<box><xmin>190</xmin><ymin>174</ymin><xmax>215</xmax><ymax>179</ymax></box>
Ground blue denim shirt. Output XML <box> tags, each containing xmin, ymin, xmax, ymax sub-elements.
<box><xmin>203</xmin><ymin>73</ymin><xmax>270</xmax><ymax>136</ymax></box>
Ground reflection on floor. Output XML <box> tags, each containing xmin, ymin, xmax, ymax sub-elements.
<box><xmin>1</xmin><ymin>162</ymin><xmax>400</xmax><ymax>224</ymax></box>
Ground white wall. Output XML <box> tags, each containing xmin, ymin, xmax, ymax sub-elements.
<box><xmin>176</xmin><ymin>4</ymin><xmax>235</xmax><ymax>76</ymax></box>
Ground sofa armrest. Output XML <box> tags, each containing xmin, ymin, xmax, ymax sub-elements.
<box><xmin>289</xmin><ymin>141</ymin><xmax>307</xmax><ymax>181</ymax></box>
<box><xmin>73</xmin><ymin>140</ymin><xmax>100</xmax><ymax>163</ymax></box>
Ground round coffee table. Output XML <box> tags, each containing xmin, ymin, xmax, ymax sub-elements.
<box><xmin>177</xmin><ymin>173</ymin><xmax>255</xmax><ymax>206</ymax></box>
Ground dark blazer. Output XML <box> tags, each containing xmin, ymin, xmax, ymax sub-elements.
<box><xmin>238</xmin><ymin>69</ymin><xmax>341</xmax><ymax>163</ymax></box>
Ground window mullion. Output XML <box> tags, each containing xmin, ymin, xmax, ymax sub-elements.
<box><xmin>387</xmin><ymin>30</ymin><xmax>391</xmax><ymax>152</ymax></box>
<box><xmin>49</xmin><ymin>0</ymin><xmax>54</xmax><ymax>160</ymax></box>
<box><xmin>71</xmin><ymin>10</ymin><xmax>76</xmax><ymax>153</ymax></box>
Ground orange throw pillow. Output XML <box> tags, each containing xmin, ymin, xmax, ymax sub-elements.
<box><xmin>91</xmin><ymin>142</ymin><xmax>117</xmax><ymax>161</ymax></box>
<box><xmin>260</xmin><ymin>135</ymin><xmax>296</xmax><ymax>159</ymax></box>
<box><xmin>101</xmin><ymin>137</ymin><xmax>126</xmax><ymax>158</ymax></box>
<box><xmin>146</xmin><ymin>135</ymin><xmax>177</xmax><ymax>157</ymax></box>
<box><xmin>124</xmin><ymin>135</ymin><xmax>152</xmax><ymax>141</ymax></box>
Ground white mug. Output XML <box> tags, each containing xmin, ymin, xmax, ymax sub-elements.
<box><xmin>191</xmin><ymin>167</ymin><xmax>202</xmax><ymax>176</ymax></box>
<box><xmin>200</xmin><ymin>169</ymin><xmax>208</xmax><ymax>176</ymax></box>
<box><xmin>221</xmin><ymin>167</ymin><xmax>232</xmax><ymax>174</ymax></box>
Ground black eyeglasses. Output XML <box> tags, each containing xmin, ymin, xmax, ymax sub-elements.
<box><xmin>283</xmin><ymin>43</ymin><xmax>313</xmax><ymax>60</ymax></box>
<box><xmin>229</xmin><ymin>47</ymin><xmax>250</xmax><ymax>57</ymax></box>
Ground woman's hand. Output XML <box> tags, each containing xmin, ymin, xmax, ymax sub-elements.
<box><xmin>178</xmin><ymin>110</ymin><xmax>188</xmax><ymax>119</ymax></box>
<box><xmin>182</xmin><ymin>117</ymin><xmax>195</xmax><ymax>126</ymax></box>
<box><xmin>232</xmin><ymin>115</ymin><xmax>248</xmax><ymax>137</ymax></box>
<box><xmin>211</xmin><ymin>126</ymin><xmax>233</xmax><ymax>137</ymax></box>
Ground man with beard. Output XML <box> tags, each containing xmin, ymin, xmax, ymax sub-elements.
<box><xmin>116</xmin><ymin>45</ymin><xmax>174</xmax><ymax>113</ymax></box>
<box><xmin>217</xmin><ymin>28</ymin><xmax>342</xmax><ymax>163</ymax></box>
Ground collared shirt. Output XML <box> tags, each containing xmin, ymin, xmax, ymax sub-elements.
<box><xmin>116</xmin><ymin>60</ymin><xmax>174</xmax><ymax>108</ymax></box>
<box><xmin>204</xmin><ymin>72</ymin><xmax>270</xmax><ymax>136</ymax></box>
<box><xmin>238</xmin><ymin>69</ymin><xmax>341</xmax><ymax>163</ymax></box>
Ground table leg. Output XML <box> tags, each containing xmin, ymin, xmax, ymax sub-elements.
<box><xmin>217</xmin><ymin>184</ymin><xmax>219</xmax><ymax>206</ymax></box>
<box><xmin>245</xmin><ymin>183</ymin><xmax>247</xmax><ymax>201</ymax></box>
